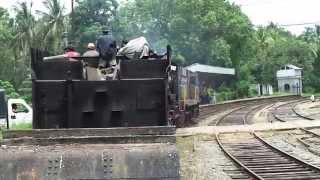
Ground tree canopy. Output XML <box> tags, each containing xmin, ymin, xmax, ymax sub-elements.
<box><xmin>0</xmin><ymin>0</ymin><xmax>320</xmax><ymax>102</ymax></box>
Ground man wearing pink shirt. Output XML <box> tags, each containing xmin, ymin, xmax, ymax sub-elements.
<box><xmin>64</xmin><ymin>46</ymin><xmax>80</xmax><ymax>58</ymax></box>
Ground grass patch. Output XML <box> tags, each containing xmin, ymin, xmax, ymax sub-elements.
<box><xmin>272</xmin><ymin>92</ymin><xmax>320</xmax><ymax>97</ymax></box>
<box><xmin>272</xmin><ymin>92</ymin><xmax>298</xmax><ymax>96</ymax></box>
<box><xmin>0</xmin><ymin>123</ymin><xmax>32</xmax><ymax>140</ymax></box>
<box><xmin>10</xmin><ymin>123</ymin><xmax>32</xmax><ymax>130</ymax></box>
<box><xmin>302</xmin><ymin>93</ymin><xmax>320</xmax><ymax>97</ymax></box>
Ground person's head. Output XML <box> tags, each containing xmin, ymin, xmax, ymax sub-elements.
<box><xmin>64</xmin><ymin>46</ymin><xmax>75</xmax><ymax>53</ymax></box>
<box><xmin>87</xmin><ymin>43</ymin><xmax>95</xmax><ymax>50</ymax></box>
<box><xmin>121</xmin><ymin>39</ymin><xmax>128</xmax><ymax>47</ymax></box>
<box><xmin>12</xmin><ymin>104</ymin><xmax>17</xmax><ymax>110</ymax></box>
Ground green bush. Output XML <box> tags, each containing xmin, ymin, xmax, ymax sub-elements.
<box><xmin>216</xmin><ymin>91</ymin><xmax>236</xmax><ymax>102</ymax></box>
<box><xmin>216</xmin><ymin>84</ymin><xmax>236</xmax><ymax>102</ymax></box>
<box><xmin>18</xmin><ymin>78</ymin><xmax>32</xmax><ymax>103</ymax></box>
<box><xmin>0</xmin><ymin>80</ymin><xmax>19</xmax><ymax>98</ymax></box>
<box><xmin>304</xmin><ymin>86</ymin><xmax>316</xmax><ymax>94</ymax></box>
<box><xmin>249</xmin><ymin>88</ymin><xmax>258</xmax><ymax>97</ymax></box>
<box><xmin>236</xmin><ymin>80</ymin><xmax>250</xmax><ymax>98</ymax></box>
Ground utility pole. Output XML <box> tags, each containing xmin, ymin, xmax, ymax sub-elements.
<box><xmin>68</xmin><ymin>0</ymin><xmax>74</xmax><ymax>47</ymax></box>
<box><xmin>63</xmin><ymin>32</ymin><xmax>68</xmax><ymax>48</ymax></box>
<box><xmin>71</xmin><ymin>0</ymin><xmax>74</xmax><ymax>15</ymax></box>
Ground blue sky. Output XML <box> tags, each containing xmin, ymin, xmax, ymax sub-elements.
<box><xmin>1</xmin><ymin>0</ymin><xmax>320</xmax><ymax>34</ymax></box>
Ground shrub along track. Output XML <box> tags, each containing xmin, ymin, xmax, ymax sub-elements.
<box><xmin>217</xmin><ymin>132</ymin><xmax>320</xmax><ymax>180</ymax></box>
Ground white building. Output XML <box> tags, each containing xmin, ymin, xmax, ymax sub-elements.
<box><xmin>185</xmin><ymin>63</ymin><xmax>235</xmax><ymax>89</ymax></box>
<box><xmin>256</xmin><ymin>84</ymin><xmax>273</xmax><ymax>96</ymax></box>
<box><xmin>185</xmin><ymin>63</ymin><xmax>235</xmax><ymax>104</ymax></box>
<box><xmin>186</xmin><ymin>63</ymin><xmax>235</xmax><ymax>75</ymax></box>
<box><xmin>276</xmin><ymin>64</ymin><xmax>302</xmax><ymax>94</ymax></box>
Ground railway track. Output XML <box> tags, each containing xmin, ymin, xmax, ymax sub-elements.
<box><xmin>198</xmin><ymin>103</ymin><xmax>240</xmax><ymax>120</ymax></box>
<box><xmin>215</xmin><ymin>103</ymin><xmax>269</xmax><ymax>126</ymax></box>
<box><xmin>272</xmin><ymin>99</ymin><xmax>315</xmax><ymax>122</ymax></box>
<box><xmin>217</xmin><ymin>132</ymin><xmax>320</xmax><ymax>180</ymax></box>
<box><xmin>291</xmin><ymin>128</ymin><xmax>320</xmax><ymax>158</ymax></box>
<box><xmin>297</xmin><ymin>128</ymin><xmax>320</xmax><ymax>146</ymax></box>
<box><xmin>264</xmin><ymin>128</ymin><xmax>320</xmax><ymax>170</ymax></box>
<box><xmin>197</xmin><ymin>95</ymin><xmax>303</xmax><ymax>126</ymax></box>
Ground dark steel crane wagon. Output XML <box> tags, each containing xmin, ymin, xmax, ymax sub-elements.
<box><xmin>0</xmin><ymin>47</ymin><xmax>181</xmax><ymax>180</ymax></box>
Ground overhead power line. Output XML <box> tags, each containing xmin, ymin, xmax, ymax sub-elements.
<box><xmin>278</xmin><ymin>21</ymin><xmax>320</xmax><ymax>27</ymax></box>
<box><xmin>253</xmin><ymin>21</ymin><xmax>320</xmax><ymax>28</ymax></box>
<box><xmin>236</xmin><ymin>0</ymin><xmax>291</xmax><ymax>7</ymax></box>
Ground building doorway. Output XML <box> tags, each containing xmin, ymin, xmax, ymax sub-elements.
<box><xmin>284</xmin><ymin>84</ymin><xmax>290</xmax><ymax>92</ymax></box>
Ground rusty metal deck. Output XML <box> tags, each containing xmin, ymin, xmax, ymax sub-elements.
<box><xmin>0</xmin><ymin>126</ymin><xmax>180</xmax><ymax>180</ymax></box>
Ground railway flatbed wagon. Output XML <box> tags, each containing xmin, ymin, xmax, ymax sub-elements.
<box><xmin>0</xmin><ymin>48</ymin><xmax>181</xmax><ymax>180</ymax></box>
<box><xmin>0</xmin><ymin>127</ymin><xmax>179</xmax><ymax>180</ymax></box>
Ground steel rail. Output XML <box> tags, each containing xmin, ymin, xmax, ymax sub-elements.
<box><xmin>198</xmin><ymin>96</ymin><xmax>302</xmax><ymax>126</ymax></box>
<box><xmin>273</xmin><ymin>98</ymin><xmax>307</xmax><ymax>115</ymax></box>
<box><xmin>300</xmin><ymin>128</ymin><xmax>320</xmax><ymax>138</ymax></box>
<box><xmin>272</xmin><ymin>99</ymin><xmax>314</xmax><ymax>122</ymax></box>
<box><xmin>215</xmin><ymin>106</ymin><xmax>246</xmax><ymax>126</ymax></box>
<box><xmin>271</xmin><ymin>111</ymin><xmax>286</xmax><ymax>122</ymax></box>
<box><xmin>217</xmin><ymin>103</ymin><xmax>270</xmax><ymax>126</ymax></box>
<box><xmin>291</xmin><ymin>128</ymin><xmax>320</xmax><ymax>149</ymax></box>
<box><xmin>217</xmin><ymin>132</ymin><xmax>320</xmax><ymax>180</ymax></box>
<box><xmin>254</xmin><ymin>132</ymin><xmax>320</xmax><ymax>174</ymax></box>
<box><xmin>243</xmin><ymin>103</ymin><xmax>270</xmax><ymax>125</ymax></box>
<box><xmin>216</xmin><ymin>133</ymin><xmax>264</xmax><ymax>180</ymax></box>
<box><xmin>292</xmin><ymin>100</ymin><xmax>315</xmax><ymax>120</ymax></box>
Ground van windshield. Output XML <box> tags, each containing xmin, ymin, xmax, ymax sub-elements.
<box><xmin>12</xmin><ymin>103</ymin><xmax>28</xmax><ymax>113</ymax></box>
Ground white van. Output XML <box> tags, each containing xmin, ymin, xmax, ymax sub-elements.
<box><xmin>0</xmin><ymin>89</ymin><xmax>32</xmax><ymax>129</ymax></box>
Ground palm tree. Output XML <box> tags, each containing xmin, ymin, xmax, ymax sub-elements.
<box><xmin>13</xmin><ymin>2</ymin><xmax>35</xmax><ymax>56</ymax></box>
<box><xmin>37</xmin><ymin>0</ymin><xmax>67</xmax><ymax>53</ymax></box>
<box><xmin>301</xmin><ymin>26</ymin><xmax>320</xmax><ymax>58</ymax></box>
<box><xmin>11</xmin><ymin>2</ymin><xmax>36</xmax><ymax>88</ymax></box>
